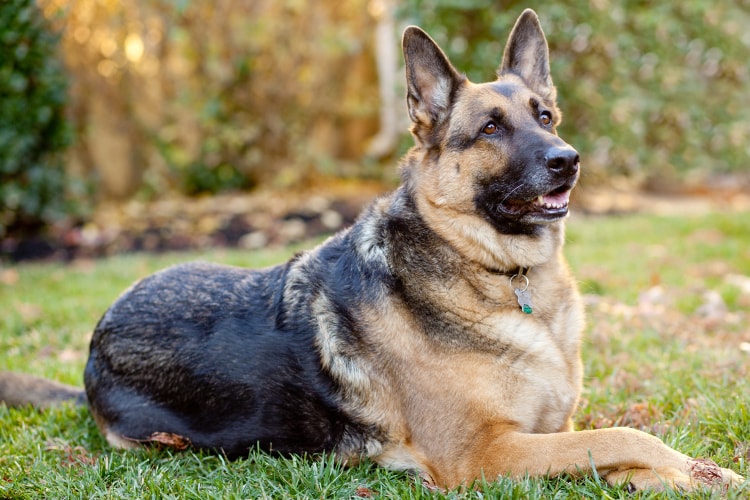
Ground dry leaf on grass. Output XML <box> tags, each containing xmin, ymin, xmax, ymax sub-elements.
<box><xmin>118</xmin><ymin>431</ymin><xmax>193</xmax><ymax>451</ymax></box>
<box><xmin>354</xmin><ymin>485</ymin><xmax>376</xmax><ymax>498</ymax></box>
<box><xmin>45</xmin><ymin>439</ymin><xmax>98</xmax><ymax>467</ymax></box>
<box><xmin>145</xmin><ymin>431</ymin><xmax>192</xmax><ymax>451</ymax></box>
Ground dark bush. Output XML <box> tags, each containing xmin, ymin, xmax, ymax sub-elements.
<box><xmin>0</xmin><ymin>0</ymin><xmax>74</xmax><ymax>237</ymax></box>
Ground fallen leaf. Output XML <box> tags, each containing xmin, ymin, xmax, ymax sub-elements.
<box><xmin>354</xmin><ymin>485</ymin><xmax>376</xmax><ymax>498</ymax></box>
<box><xmin>45</xmin><ymin>439</ymin><xmax>97</xmax><ymax>467</ymax></box>
<box><xmin>146</xmin><ymin>431</ymin><xmax>192</xmax><ymax>451</ymax></box>
<box><xmin>615</xmin><ymin>402</ymin><xmax>665</xmax><ymax>431</ymax></box>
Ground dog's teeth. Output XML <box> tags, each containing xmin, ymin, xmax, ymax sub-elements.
<box><xmin>537</xmin><ymin>195</ymin><xmax>545</xmax><ymax>205</ymax></box>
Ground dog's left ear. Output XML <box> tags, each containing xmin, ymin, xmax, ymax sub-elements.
<box><xmin>402</xmin><ymin>26</ymin><xmax>464</xmax><ymax>135</ymax></box>
<box><xmin>498</xmin><ymin>9</ymin><xmax>556</xmax><ymax>100</ymax></box>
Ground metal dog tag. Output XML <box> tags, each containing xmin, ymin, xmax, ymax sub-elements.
<box><xmin>514</xmin><ymin>288</ymin><xmax>533</xmax><ymax>314</ymax></box>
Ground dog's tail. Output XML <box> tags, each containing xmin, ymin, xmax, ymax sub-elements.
<box><xmin>0</xmin><ymin>371</ymin><xmax>86</xmax><ymax>408</ymax></box>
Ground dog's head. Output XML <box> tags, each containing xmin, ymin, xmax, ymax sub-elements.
<box><xmin>402</xmin><ymin>9</ymin><xmax>580</xmax><ymax>268</ymax></box>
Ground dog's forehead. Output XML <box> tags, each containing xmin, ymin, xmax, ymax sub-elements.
<box><xmin>453</xmin><ymin>77</ymin><xmax>535</xmax><ymax>122</ymax></box>
<box><xmin>484</xmin><ymin>78</ymin><xmax>528</xmax><ymax>100</ymax></box>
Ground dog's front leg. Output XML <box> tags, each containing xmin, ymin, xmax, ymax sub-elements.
<box><xmin>460</xmin><ymin>426</ymin><xmax>744</xmax><ymax>492</ymax></box>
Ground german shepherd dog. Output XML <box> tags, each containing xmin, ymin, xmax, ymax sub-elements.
<box><xmin>0</xmin><ymin>9</ymin><xmax>743</xmax><ymax>492</ymax></box>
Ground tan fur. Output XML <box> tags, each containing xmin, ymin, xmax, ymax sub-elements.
<box><xmin>341</xmin><ymin>242</ymin><xmax>589</xmax><ymax>486</ymax></box>
<box><xmin>413</xmin><ymin>79</ymin><xmax>565</xmax><ymax>271</ymax></box>
<box><xmin>333</xmin><ymin>197</ymin><xmax>741</xmax><ymax>489</ymax></box>
<box><xmin>326</xmin><ymin>10</ymin><xmax>743</xmax><ymax>492</ymax></box>
<box><xmin>89</xmin><ymin>407</ymin><xmax>140</xmax><ymax>450</ymax></box>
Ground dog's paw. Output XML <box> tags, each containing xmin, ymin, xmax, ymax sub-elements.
<box><xmin>687</xmin><ymin>458</ymin><xmax>744</xmax><ymax>489</ymax></box>
<box><xmin>604</xmin><ymin>460</ymin><xmax>745</xmax><ymax>492</ymax></box>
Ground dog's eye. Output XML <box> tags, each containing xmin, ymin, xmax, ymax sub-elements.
<box><xmin>540</xmin><ymin>111</ymin><xmax>553</xmax><ymax>126</ymax></box>
<box><xmin>482</xmin><ymin>121</ymin><xmax>499</xmax><ymax>135</ymax></box>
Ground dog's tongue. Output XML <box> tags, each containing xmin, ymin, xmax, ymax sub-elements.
<box><xmin>536</xmin><ymin>189</ymin><xmax>571</xmax><ymax>208</ymax></box>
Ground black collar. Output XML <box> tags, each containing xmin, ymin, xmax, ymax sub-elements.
<box><xmin>487</xmin><ymin>266</ymin><xmax>529</xmax><ymax>278</ymax></box>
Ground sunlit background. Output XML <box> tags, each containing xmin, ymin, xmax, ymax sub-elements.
<box><xmin>2</xmin><ymin>0</ymin><xmax>749</xmax><ymax>252</ymax></box>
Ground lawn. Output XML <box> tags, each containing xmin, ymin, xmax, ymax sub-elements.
<box><xmin>1</xmin><ymin>210</ymin><xmax>749</xmax><ymax>499</ymax></box>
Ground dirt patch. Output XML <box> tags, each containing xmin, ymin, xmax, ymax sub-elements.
<box><xmin>1</xmin><ymin>182</ymin><xmax>384</xmax><ymax>262</ymax></box>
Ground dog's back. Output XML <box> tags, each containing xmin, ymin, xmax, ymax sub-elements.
<box><xmin>84</xmin><ymin>250</ymin><xmax>380</xmax><ymax>457</ymax></box>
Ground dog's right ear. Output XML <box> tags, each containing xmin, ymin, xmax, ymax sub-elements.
<box><xmin>402</xmin><ymin>27</ymin><xmax>464</xmax><ymax>136</ymax></box>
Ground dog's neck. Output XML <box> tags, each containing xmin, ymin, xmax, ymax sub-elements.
<box><xmin>410</xmin><ymin>190</ymin><xmax>565</xmax><ymax>273</ymax></box>
<box><xmin>486</xmin><ymin>265</ymin><xmax>530</xmax><ymax>277</ymax></box>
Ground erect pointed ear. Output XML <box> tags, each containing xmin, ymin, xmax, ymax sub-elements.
<box><xmin>402</xmin><ymin>26</ymin><xmax>464</xmax><ymax>132</ymax></box>
<box><xmin>498</xmin><ymin>9</ymin><xmax>555</xmax><ymax>100</ymax></box>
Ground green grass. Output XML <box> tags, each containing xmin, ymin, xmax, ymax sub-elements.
<box><xmin>1</xmin><ymin>211</ymin><xmax>749</xmax><ymax>498</ymax></box>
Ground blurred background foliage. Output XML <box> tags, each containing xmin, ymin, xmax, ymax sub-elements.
<box><xmin>1</xmin><ymin>0</ymin><xmax>74</xmax><ymax>237</ymax></box>
<box><xmin>1</xmin><ymin>0</ymin><xmax>749</xmax><ymax>238</ymax></box>
<box><xmin>401</xmin><ymin>0</ymin><xmax>750</xmax><ymax>187</ymax></box>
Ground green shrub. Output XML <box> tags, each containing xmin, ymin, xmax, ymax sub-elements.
<box><xmin>400</xmin><ymin>0</ymin><xmax>750</xmax><ymax>185</ymax></box>
<box><xmin>0</xmin><ymin>0</ymin><xmax>73</xmax><ymax>237</ymax></box>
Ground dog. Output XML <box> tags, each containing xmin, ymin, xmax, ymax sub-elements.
<box><xmin>0</xmin><ymin>9</ymin><xmax>743</xmax><ymax>492</ymax></box>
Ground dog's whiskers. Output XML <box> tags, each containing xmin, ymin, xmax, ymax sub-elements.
<box><xmin>500</xmin><ymin>181</ymin><xmax>525</xmax><ymax>204</ymax></box>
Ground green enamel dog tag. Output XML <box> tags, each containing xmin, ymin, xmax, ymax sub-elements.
<box><xmin>515</xmin><ymin>288</ymin><xmax>533</xmax><ymax>314</ymax></box>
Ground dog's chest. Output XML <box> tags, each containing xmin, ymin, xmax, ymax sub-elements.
<box><xmin>475</xmin><ymin>305</ymin><xmax>582</xmax><ymax>424</ymax></box>
<box><xmin>381</xmin><ymin>285</ymin><xmax>583</xmax><ymax>423</ymax></box>
<box><xmin>430</xmin><ymin>273</ymin><xmax>584</xmax><ymax>429</ymax></box>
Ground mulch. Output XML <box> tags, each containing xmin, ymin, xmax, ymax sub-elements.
<box><xmin>1</xmin><ymin>183</ymin><xmax>383</xmax><ymax>262</ymax></box>
<box><xmin>2</xmin><ymin>182</ymin><xmax>748</xmax><ymax>263</ymax></box>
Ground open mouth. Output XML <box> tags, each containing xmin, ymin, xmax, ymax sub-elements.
<box><xmin>500</xmin><ymin>183</ymin><xmax>573</xmax><ymax>219</ymax></box>
<box><xmin>476</xmin><ymin>171</ymin><xmax>580</xmax><ymax>234</ymax></box>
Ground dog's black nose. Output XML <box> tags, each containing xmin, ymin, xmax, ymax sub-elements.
<box><xmin>545</xmin><ymin>147</ymin><xmax>580</xmax><ymax>175</ymax></box>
